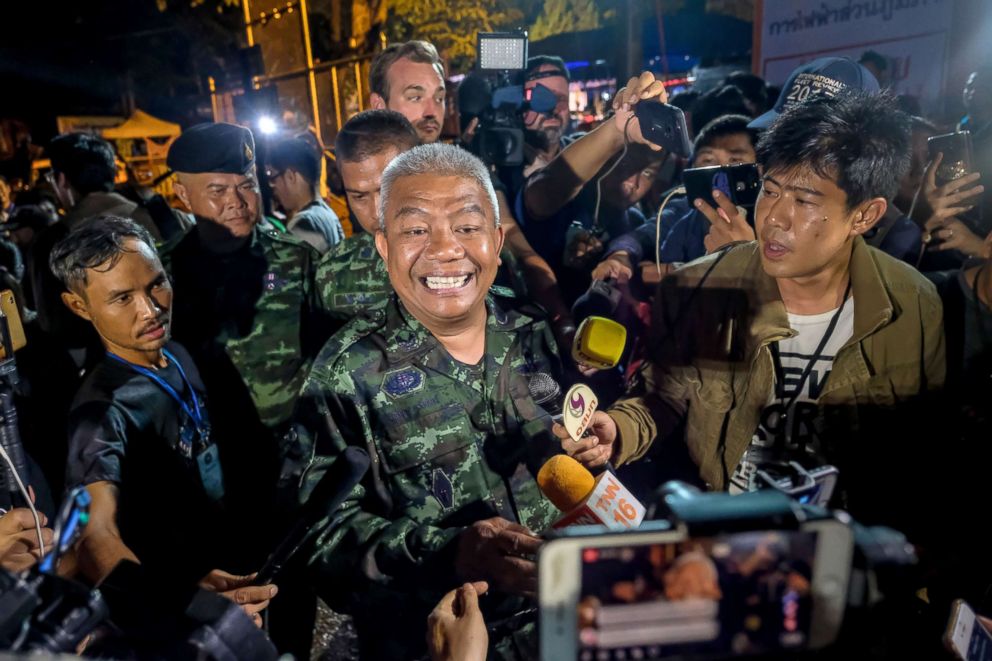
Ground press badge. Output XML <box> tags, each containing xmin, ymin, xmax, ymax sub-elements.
<box><xmin>197</xmin><ymin>444</ymin><xmax>225</xmax><ymax>502</ymax></box>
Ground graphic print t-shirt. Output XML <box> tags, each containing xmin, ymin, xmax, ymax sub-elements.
<box><xmin>730</xmin><ymin>298</ymin><xmax>854</xmax><ymax>494</ymax></box>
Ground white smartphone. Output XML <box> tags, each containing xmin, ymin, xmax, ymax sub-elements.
<box><xmin>539</xmin><ymin>519</ymin><xmax>853</xmax><ymax>660</ymax></box>
<box><xmin>945</xmin><ymin>599</ymin><xmax>992</xmax><ymax>660</ymax></box>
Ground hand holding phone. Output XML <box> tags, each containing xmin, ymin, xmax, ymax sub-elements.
<box><xmin>928</xmin><ymin>131</ymin><xmax>975</xmax><ymax>188</ymax></box>
<box><xmin>694</xmin><ymin>188</ymin><xmax>756</xmax><ymax>254</ymax></box>
<box><xmin>683</xmin><ymin>163</ymin><xmax>762</xmax><ymax>211</ymax></box>
<box><xmin>613</xmin><ymin>71</ymin><xmax>689</xmax><ymax>153</ymax></box>
<box><xmin>945</xmin><ymin>599</ymin><xmax>992</xmax><ymax>661</ymax></box>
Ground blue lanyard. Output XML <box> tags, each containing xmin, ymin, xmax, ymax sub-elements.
<box><xmin>106</xmin><ymin>349</ymin><xmax>205</xmax><ymax>431</ymax></box>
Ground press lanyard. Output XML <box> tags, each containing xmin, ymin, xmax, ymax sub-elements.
<box><xmin>106</xmin><ymin>349</ymin><xmax>206</xmax><ymax>436</ymax></box>
<box><xmin>771</xmin><ymin>279</ymin><xmax>853</xmax><ymax>419</ymax></box>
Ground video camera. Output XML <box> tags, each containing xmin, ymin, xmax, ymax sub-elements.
<box><xmin>458</xmin><ymin>31</ymin><xmax>560</xmax><ymax>167</ymax></box>
<box><xmin>0</xmin><ymin>483</ymin><xmax>278</xmax><ymax>658</ymax></box>
<box><xmin>539</xmin><ymin>483</ymin><xmax>918</xmax><ymax>660</ymax></box>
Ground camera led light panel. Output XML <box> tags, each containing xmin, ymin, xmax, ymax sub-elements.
<box><xmin>478</xmin><ymin>32</ymin><xmax>528</xmax><ymax>71</ymax></box>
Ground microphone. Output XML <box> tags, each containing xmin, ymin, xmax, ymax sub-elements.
<box><xmin>527</xmin><ymin>371</ymin><xmax>562</xmax><ymax>410</ymax></box>
<box><xmin>537</xmin><ymin>455</ymin><xmax>646</xmax><ymax>531</ymax></box>
<box><xmin>457</xmin><ymin>74</ymin><xmax>492</xmax><ymax>122</ymax></box>
<box><xmin>254</xmin><ymin>446</ymin><xmax>370</xmax><ymax>585</ymax></box>
<box><xmin>571</xmin><ymin>316</ymin><xmax>627</xmax><ymax>370</ymax></box>
<box><xmin>571</xmin><ymin>277</ymin><xmax>623</xmax><ymax>322</ymax></box>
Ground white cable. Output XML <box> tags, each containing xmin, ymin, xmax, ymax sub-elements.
<box><xmin>655</xmin><ymin>186</ymin><xmax>686</xmax><ymax>276</ymax></box>
<box><xmin>0</xmin><ymin>443</ymin><xmax>45</xmax><ymax>558</ymax></box>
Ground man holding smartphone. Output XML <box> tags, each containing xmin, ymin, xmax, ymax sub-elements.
<box><xmin>557</xmin><ymin>93</ymin><xmax>944</xmax><ymax>512</ymax></box>
<box><xmin>592</xmin><ymin>114</ymin><xmax>759</xmax><ymax>284</ymax></box>
<box><xmin>520</xmin><ymin>70</ymin><xmax>669</xmax><ymax>303</ymax></box>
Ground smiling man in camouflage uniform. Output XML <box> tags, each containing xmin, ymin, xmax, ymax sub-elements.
<box><xmin>316</xmin><ymin>109</ymin><xmax>418</xmax><ymax>319</ymax></box>
<box><xmin>296</xmin><ymin>143</ymin><xmax>561</xmax><ymax>659</ymax></box>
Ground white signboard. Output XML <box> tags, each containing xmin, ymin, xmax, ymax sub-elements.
<box><xmin>755</xmin><ymin>0</ymin><xmax>954</xmax><ymax>111</ymax></box>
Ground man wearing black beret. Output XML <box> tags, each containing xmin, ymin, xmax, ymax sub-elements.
<box><xmin>163</xmin><ymin>122</ymin><xmax>331</xmax><ymax>653</ymax></box>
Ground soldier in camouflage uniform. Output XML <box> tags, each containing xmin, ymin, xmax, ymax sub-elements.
<box><xmin>316</xmin><ymin>109</ymin><xmax>419</xmax><ymax>319</ymax></box>
<box><xmin>164</xmin><ymin>123</ymin><xmax>329</xmax><ymax>657</ymax></box>
<box><xmin>297</xmin><ymin>143</ymin><xmax>563</xmax><ymax>659</ymax></box>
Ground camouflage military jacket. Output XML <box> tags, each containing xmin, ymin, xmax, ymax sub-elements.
<box><xmin>162</xmin><ymin>224</ymin><xmax>329</xmax><ymax>433</ymax></box>
<box><xmin>296</xmin><ymin>291</ymin><xmax>562</xmax><ymax>656</ymax></box>
<box><xmin>314</xmin><ymin>231</ymin><xmax>391</xmax><ymax>320</ymax></box>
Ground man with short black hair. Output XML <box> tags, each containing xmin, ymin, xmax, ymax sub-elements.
<box><xmin>53</xmin><ymin>216</ymin><xmax>275</xmax><ymax>623</ymax></box>
<box><xmin>266</xmin><ymin>136</ymin><xmax>342</xmax><ymax>253</ymax></box>
<box><xmin>34</xmin><ymin>133</ymin><xmax>190</xmax><ymax>352</ymax></box>
<box><xmin>561</xmin><ymin>93</ymin><xmax>945</xmax><ymax>515</ymax></box>
<box><xmin>317</xmin><ymin>109</ymin><xmax>419</xmax><ymax>319</ymax></box>
<box><xmin>593</xmin><ymin>114</ymin><xmax>759</xmax><ymax>283</ymax></box>
<box><xmin>521</xmin><ymin>71</ymin><xmax>669</xmax><ymax>303</ymax></box>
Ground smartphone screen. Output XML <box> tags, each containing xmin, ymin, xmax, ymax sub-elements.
<box><xmin>576</xmin><ymin>529</ymin><xmax>818</xmax><ymax>660</ymax></box>
<box><xmin>683</xmin><ymin>164</ymin><xmax>762</xmax><ymax>227</ymax></box>
<box><xmin>928</xmin><ymin>131</ymin><xmax>973</xmax><ymax>187</ymax></box>
<box><xmin>948</xmin><ymin>601</ymin><xmax>992</xmax><ymax>661</ymax></box>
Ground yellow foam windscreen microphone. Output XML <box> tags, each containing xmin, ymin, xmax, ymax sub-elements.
<box><xmin>571</xmin><ymin>316</ymin><xmax>627</xmax><ymax>370</ymax></box>
<box><xmin>536</xmin><ymin>454</ymin><xmax>596</xmax><ymax>514</ymax></box>
<box><xmin>537</xmin><ymin>454</ymin><xmax>648</xmax><ymax>530</ymax></box>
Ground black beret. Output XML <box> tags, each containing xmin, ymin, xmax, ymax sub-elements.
<box><xmin>167</xmin><ymin>122</ymin><xmax>256</xmax><ymax>174</ymax></box>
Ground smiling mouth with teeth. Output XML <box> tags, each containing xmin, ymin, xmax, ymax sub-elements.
<box><xmin>423</xmin><ymin>274</ymin><xmax>472</xmax><ymax>290</ymax></box>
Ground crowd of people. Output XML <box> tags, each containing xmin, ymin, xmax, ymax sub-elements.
<box><xmin>0</xmin><ymin>36</ymin><xmax>990</xmax><ymax>661</ymax></box>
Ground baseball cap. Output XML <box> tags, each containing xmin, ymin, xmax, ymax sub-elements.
<box><xmin>748</xmin><ymin>57</ymin><xmax>880</xmax><ymax>130</ymax></box>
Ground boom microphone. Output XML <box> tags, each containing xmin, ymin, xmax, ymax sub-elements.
<box><xmin>254</xmin><ymin>446</ymin><xmax>371</xmax><ymax>585</ymax></box>
<box><xmin>537</xmin><ymin>455</ymin><xmax>645</xmax><ymax>531</ymax></box>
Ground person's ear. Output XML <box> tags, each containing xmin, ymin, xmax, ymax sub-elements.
<box><xmin>374</xmin><ymin>228</ymin><xmax>388</xmax><ymax>262</ymax></box>
<box><xmin>369</xmin><ymin>93</ymin><xmax>387</xmax><ymax>110</ymax></box>
<box><xmin>61</xmin><ymin>290</ymin><xmax>91</xmax><ymax>321</ymax></box>
<box><xmin>850</xmin><ymin>198</ymin><xmax>887</xmax><ymax>237</ymax></box>
<box><xmin>173</xmin><ymin>179</ymin><xmax>192</xmax><ymax>211</ymax></box>
<box><xmin>494</xmin><ymin>225</ymin><xmax>505</xmax><ymax>265</ymax></box>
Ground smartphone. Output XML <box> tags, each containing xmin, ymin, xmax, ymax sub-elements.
<box><xmin>945</xmin><ymin>599</ymin><xmax>992</xmax><ymax>661</ymax></box>
<box><xmin>634</xmin><ymin>101</ymin><xmax>692</xmax><ymax>158</ymax></box>
<box><xmin>928</xmin><ymin>131</ymin><xmax>974</xmax><ymax>187</ymax></box>
<box><xmin>0</xmin><ymin>289</ymin><xmax>26</xmax><ymax>359</ymax></box>
<box><xmin>683</xmin><ymin>163</ymin><xmax>762</xmax><ymax>213</ymax></box>
<box><xmin>539</xmin><ymin>520</ymin><xmax>853</xmax><ymax>660</ymax></box>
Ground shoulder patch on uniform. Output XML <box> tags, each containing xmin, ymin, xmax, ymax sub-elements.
<box><xmin>381</xmin><ymin>366</ymin><xmax>426</xmax><ymax>398</ymax></box>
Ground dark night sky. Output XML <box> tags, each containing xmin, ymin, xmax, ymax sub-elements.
<box><xmin>0</xmin><ymin>0</ymin><xmax>243</xmax><ymax>141</ymax></box>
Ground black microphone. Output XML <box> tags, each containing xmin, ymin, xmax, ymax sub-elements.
<box><xmin>528</xmin><ymin>371</ymin><xmax>562</xmax><ymax>411</ymax></box>
<box><xmin>253</xmin><ymin>446</ymin><xmax>370</xmax><ymax>585</ymax></box>
<box><xmin>571</xmin><ymin>277</ymin><xmax>623</xmax><ymax>323</ymax></box>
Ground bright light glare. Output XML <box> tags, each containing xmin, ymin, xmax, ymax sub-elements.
<box><xmin>258</xmin><ymin>116</ymin><xmax>278</xmax><ymax>135</ymax></box>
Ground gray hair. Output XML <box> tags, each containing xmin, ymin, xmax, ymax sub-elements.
<box><xmin>378</xmin><ymin>143</ymin><xmax>500</xmax><ymax>232</ymax></box>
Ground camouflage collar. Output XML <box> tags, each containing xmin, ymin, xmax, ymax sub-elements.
<box><xmin>380</xmin><ymin>292</ymin><xmax>535</xmax><ymax>365</ymax></box>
